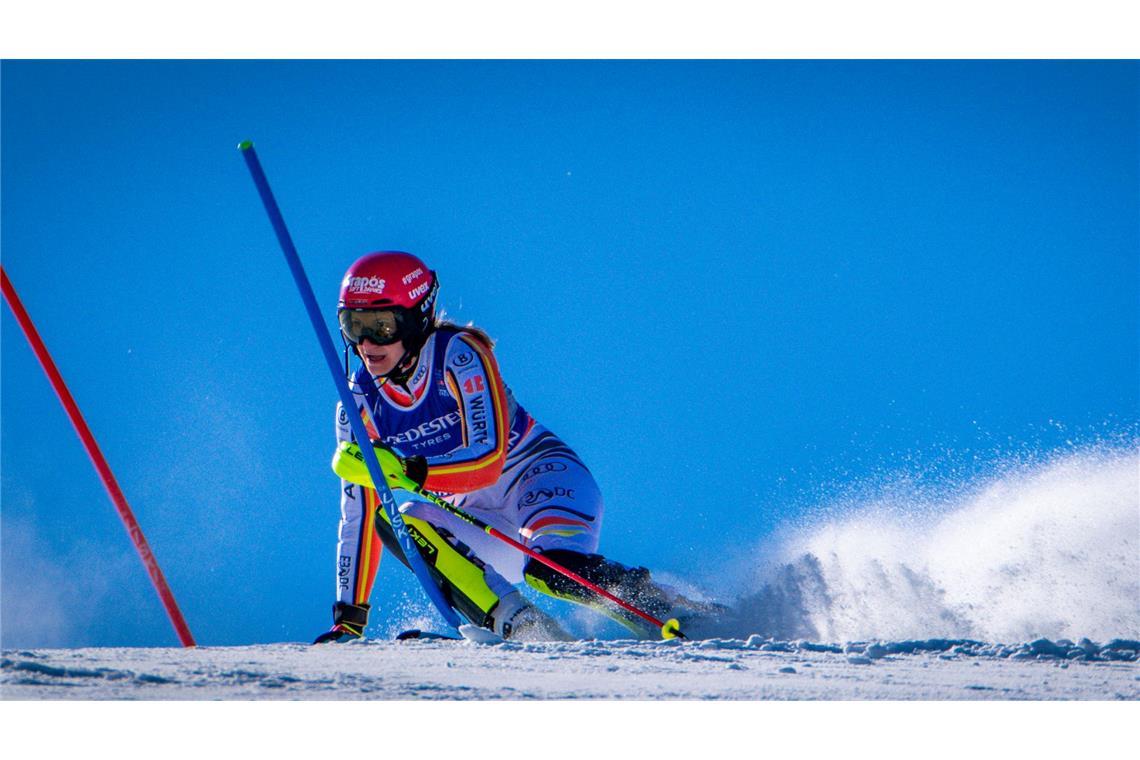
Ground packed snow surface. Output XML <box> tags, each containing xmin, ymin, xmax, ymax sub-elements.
<box><xmin>4</xmin><ymin>447</ymin><xmax>1136</xmax><ymax>700</ymax></box>
<box><xmin>2</xmin><ymin>637</ymin><xmax>1137</xmax><ymax>700</ymax></box>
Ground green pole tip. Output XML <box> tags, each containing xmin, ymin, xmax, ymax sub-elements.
<box><xmin>237</xmin><ymin>140</ymin><xmax>254</xmax><ymax>151</ymax></box>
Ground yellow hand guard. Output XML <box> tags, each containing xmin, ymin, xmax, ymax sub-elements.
<box><xmin>331</xmin><ymin>441</ymin><xmax>416</xmax><ymax>491</ymax></box>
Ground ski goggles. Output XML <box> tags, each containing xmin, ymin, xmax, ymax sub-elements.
<box><xmin>338</xmin><ymin>308</ymin><xmax>407</xmax><ymax>346</ymax></box>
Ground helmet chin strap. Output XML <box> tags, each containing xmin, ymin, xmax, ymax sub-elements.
<box><xmin>383</xmin><ymin>322</ymin><xmax>435</xmax><ymax>387</ymax></box>
<box><xmin>345</xmin><ymin>339</ymin><xmax>418</xmax><ymax>388</ymax></box>
<box><xmin>385</xmin><ymin>348</ymin><xmax>419</xmax><ymax>386</ymax></box>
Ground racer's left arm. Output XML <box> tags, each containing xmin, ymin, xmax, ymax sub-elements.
<box><xmin>420</xmin><ymin>331</ymin><xmax>511</xmax><ymax>493</ymax></box>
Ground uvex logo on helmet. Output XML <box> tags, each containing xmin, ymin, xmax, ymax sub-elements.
<box><xmin>419</xmin><ymin>280</ymin><xmax>439</xmax><ymax>312</ymax></box>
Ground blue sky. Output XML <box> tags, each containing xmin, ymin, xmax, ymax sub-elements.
<box><xmin>2</xmin><ymin>60</ymin><xmax>1136</xmax><ymax>647</ymax></box>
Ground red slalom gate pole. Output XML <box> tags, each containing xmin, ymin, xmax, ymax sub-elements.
<box><xmin>1</xmin><ymin>266</ymin><xmax>196</xmax><ymax>647</ymax></box>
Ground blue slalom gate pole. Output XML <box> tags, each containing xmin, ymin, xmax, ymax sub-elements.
<box><xmin>238</xmin><ymin>140</ymin><xmax>461</xmax><ymax>630</ymax></box>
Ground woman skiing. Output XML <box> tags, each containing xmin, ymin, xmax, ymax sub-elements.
<box><xmin>314</xmin><ymin>251</ymin><xmax>693</xmax><ymax>642</ymax></box>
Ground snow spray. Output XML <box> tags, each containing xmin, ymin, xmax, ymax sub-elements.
<box><xmin>724</xmin><ymin>446</ymin><xmax>1139</xmax><ymax>643</ymax></box>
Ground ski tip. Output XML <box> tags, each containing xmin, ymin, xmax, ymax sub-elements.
<box><xmin>237</xmin><ymin>140</ymin><xmax>254</xmax><ymax>151</ymax></box>
<box><xmin>457</xmin><ymin>624</ymin><xmax>504</xmax><ymax>644</ymax></box>
<box><xmin>661</xmin><ymin>618</ymin><xmax>685</xmax><ymax>640</ymax></box>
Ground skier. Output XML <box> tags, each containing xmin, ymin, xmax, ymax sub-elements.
<box><xmin>314</xmin><ymin>251</ymin><xmax>697</xmax><ymax>643</ymax></box>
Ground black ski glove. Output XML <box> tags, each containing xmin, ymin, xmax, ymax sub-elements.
<box><xmin>369</xmin><ymin>439</ymin><xmax>427</xmax><ymax>489</ymax></box>
<box><xmin>313</xmin><ymin>601</ymin><xmax>370</xmax><ymax>644</ymax></box>
<box><xmin>401</xmin><ymin>454</ymin><xmax>428</xmax><ymax>489</ymax></box>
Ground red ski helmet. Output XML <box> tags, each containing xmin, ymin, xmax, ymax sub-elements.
<box><xmin>337</xmin><ymin>251</ymin><xmax>439</xmax><ymax>355</ymax></box>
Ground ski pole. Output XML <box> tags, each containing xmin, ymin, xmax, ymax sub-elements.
<box><xmin>237</xmin><ymin>140</ymin><xmax>461</xmax><ymax>630</ymax></box>
<box><xmin>400</xmin><ymin>477</ymin><xmax>685</xmax><ymax>640</ymax></box>
<box><xmin>1</xmin><ymin>266</ymin><xmax>197</xmax><ymax>647</ymax></box>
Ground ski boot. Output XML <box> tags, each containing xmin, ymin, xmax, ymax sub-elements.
<box><xmin>486</xmin><ymin>590</ymin><xmax>575</xmax><ymax>641</ymax></box>
<box><xmin>523</xmin><ymin>550</ymin><xmax>728</xmax><ymax>639</ymax></box>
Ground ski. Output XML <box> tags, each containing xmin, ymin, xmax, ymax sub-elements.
<box><xmin>395</xmin><ymin>625</ymin><xmax>504</xmax><ymax>643</ymax></box>
<box><xmin>458</xmin><ymin>624</ymin><xmax>504</xmax><ymax>644</ymax></box>
<box><xmin>396</xmin><ymin>629</ymin><xmax>461</xmax><ymax>641</ymax></box>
